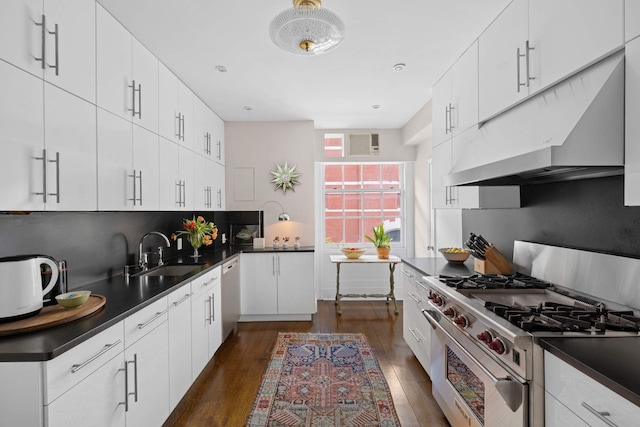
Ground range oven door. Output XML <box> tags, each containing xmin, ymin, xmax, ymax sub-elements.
<box><xmin>423</xmin><ymin>309</ymin><xmax>528</xmax><ymax>427</ymax></box>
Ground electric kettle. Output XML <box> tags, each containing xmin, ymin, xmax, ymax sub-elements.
<box><xmin>0</xmin><ymin>255</ymin><xmax>59</xmax><ymax>321</ymax></box>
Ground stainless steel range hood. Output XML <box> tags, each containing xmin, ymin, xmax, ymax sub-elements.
<box><xmin>444</xmin><ymin>51</ymin><xmax>625</xmax><ymax>187</ymax></box>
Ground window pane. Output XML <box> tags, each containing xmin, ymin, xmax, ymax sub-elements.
<box><xmin>325</xmin><ymin>218</ymin><xmax>343</xmax><ymax>244</ymax></box>
<box><xmin>325</xmin><ymin>165</ymin><xmax>343</xmax><ymax>190</ymax></box>
<box><xmin>345</xmin><ymin>218</ymin><xmax>362</xmax><ymax>243</ymax></box>
<box><xmin>363</xmin><ymin>164</ymin><xmax>381</xmax><ymax>189</ymax></box>
<box><xmin>382</xmin><ymin>192</ymin><xmax>401</xmax><ymax>214</ymax></box>
<box><xmin>344</xmin><ymin>193</ymin><xmax>362</xmax><ymax>217</ymax></box>
<box><xmin>363</xmin><ymin>193</ymin><xmax>382</xmax><ymax>213</ymax></box>
<box><xmin>382</xmin><ymin>164</ymin><xmax>401</xmax><ymax>189</ymax></box>
<box><xmin>325</xmin><ymin>194</ymin><xmax>343</xmax><ymax>217</ymax></box>
<box><xmin>324</xmin><ymin>134</ymin><xmax>344</xmax><ymax>157</ymax></box>
<box><xmin>383</xmin><ymin>218</ymin><xmax>402</xmax><ymax>243</ymax></box>
<box><xmin>344</xmin><ymin>165</ymin><xmax>362</xmax><ymax>190</ymax></box>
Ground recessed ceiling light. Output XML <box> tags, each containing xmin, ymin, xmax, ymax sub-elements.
<box><xmin>215</xmin><ymin>65</ymin><xmax>228</xmax><ymax>72</ymax></box>
<box><xmin>243</xmin><ymin>106</ymin><xmax>253</xmax><ymax>111</ymax></box>
<box><xmin>372</xmin><ymin>105</ymin><xmax>381</xmax><ymax>110</ymax></box>
<box><xmin>393</xmin><ymin>63</ymin><xmax>406</xmax><ymax>72</ymax></box>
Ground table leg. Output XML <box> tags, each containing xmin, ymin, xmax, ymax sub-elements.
<box><xmin>334</xmin><ymin>262</ymin><xmax>342</xmax><ymax>314</ymax></box>
<box><xmin>389</xmin><ymin>263</ymin><xmax>398</xmax><ymax>314</ymax></box>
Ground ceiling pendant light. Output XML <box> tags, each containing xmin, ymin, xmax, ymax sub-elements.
<box><xmin>269</xmin><ymin>0</ymin><xmax>345</xmax><ymax>56</ymax></box>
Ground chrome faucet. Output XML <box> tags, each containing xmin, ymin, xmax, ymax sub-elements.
<box><xmin>138</xmin><ymin>231</ymin><xmax>171</xmax><ymax>269</ymax></box>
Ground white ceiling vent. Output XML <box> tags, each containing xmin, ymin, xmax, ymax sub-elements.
<box><xmin>349</xmin><ymin>133</ymin><xmax>379</xmax><ymax>156</ymax></box>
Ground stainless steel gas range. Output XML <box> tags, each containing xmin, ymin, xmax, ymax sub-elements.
<box><xmin>420</xmin><ymin>241</ymin><xmax>640</xmax><ymax>427</ymax></box>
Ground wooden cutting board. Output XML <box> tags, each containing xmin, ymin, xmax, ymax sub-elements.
<box><xmin>0</xmin><ymin>295</ymin><xmax>106</xmax><ymax>336</ymax></box>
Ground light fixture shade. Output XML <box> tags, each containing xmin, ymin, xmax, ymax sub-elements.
<box><xmin>269</xmin><ymin>4</ymin><xmax>345</xmax><ymax>55</ymax></box>
<box><xmin>278</xmin><ymin>212</ymin><xmax>291</xmax><ymax>221</ymax></box>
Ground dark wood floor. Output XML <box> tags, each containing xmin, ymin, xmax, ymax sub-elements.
<box><xmin>163</xmin><ymin>300</ymin><xmax>450</xmax><ymax>427</ymax></box>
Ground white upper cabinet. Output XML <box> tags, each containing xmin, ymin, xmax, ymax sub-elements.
<box><xmin>97</xmin><ymin>6</ymin><xmax>159</xmax><ymax>133</ymax></box>
<box><xmin>0</xmin><ymin>60</ymin><xmax>45</xmax><ymax>211</ymax></box>
<box><xmin>178</xmin><ymin>146</ymin><xmax>195</xmax><ymax>210</ymax></box>
<box><xmin>627</xmin><ymin>0</ymin><xmax>640</xmax><ymax>42</ymax></box>
<box><xmin>479</xmin><ymin>0</ymin><xmax>624</xmax><ymax>122</ymax></box>
<box><xmin>528</xmin><ymin>0</ymin><xmax>624</xmax><ymax>92</ymax></box>
<box><xmin>211</xmin><ymin>162</ymin><xmax>226</xmax><ymax>210</ymax></box>
<box><xmin>132</xmin><ymin>125</ymin><xmax>160</xmax><ymax>211</ymax></box>
<box><xmin>158</xmin><ymin>137</ymin><xmax>180</xmax><ymax>210</ymax></box>
<box><xmin>42</xmin><ymin>0</ymin><xmax>96</xmax><ymax>103</ymax></box>
<box><xmin>0</xmin><ymin>0</ymin><xmax>45</xmax><ymax>77</ymax></box>
<box><xmin>159</xmin><ymin>63</ymin><xmax>194</xmax><ymax>150</ymax></box>
<box><xmin>478</xmin><ymin>0</ymin><xmax>529</xmax><ymax>122</ymax></box>
<box><xmin>194</xmin><ymin>97</ymin><xmax>214</xmax><ymax>159</ymax></box>
<box><xmin>626</xmin><ymin>37</ymin><xmax>640</xmax><ymax>206</ymax></box>
<box><xmin>213</xmin><ymin>113</ymin><xmax>225</xmax><ymax>166</ymax></box>
<box><xmin>43</xmin><ymin>84</ymin><xmax>97</xmax><ymax>211</ymax></box>
<box><xmin>432</xmin><ymin>41</ymin><xmax>479</xmax><ymax>148</ymax></box>
<box><xmin>97</xmin><ymin>109</ymin><xmax>133</xmax><ymax>211</ymax></box>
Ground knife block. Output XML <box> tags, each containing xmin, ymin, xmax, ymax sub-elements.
<box><xmin>474</xmin><ymin>246</ymin><xmax>513</xmax><ymax>275</ymax></box>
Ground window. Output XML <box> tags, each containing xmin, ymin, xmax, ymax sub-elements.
<box><xmin>324</xmin><ymin>133</ymin><xmax>344</xmax><ymax>157</ymax></box>
<box><xmin>323</xmin><ymin>162</ymin><xmax>404</xmax><ymax>245</ymax></box>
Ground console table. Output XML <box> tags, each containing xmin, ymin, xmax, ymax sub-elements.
<box><xmin>329</xmin><ymin>254</ymin><xmax>402</xmax><ymax>314</ymax></box>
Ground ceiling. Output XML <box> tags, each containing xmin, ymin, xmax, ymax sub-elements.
<box><xmin>97</xmin><ymin>0</ymin><xmax>510</xmax><ymax>130</ymax></box>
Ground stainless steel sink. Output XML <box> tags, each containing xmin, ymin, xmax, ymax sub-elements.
<box><xmin>133</xmin><ymin>264</ymin><xmax>203</xmax><ymax>277</ymax></box>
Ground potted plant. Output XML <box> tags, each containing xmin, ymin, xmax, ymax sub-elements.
<box><xmin>365</xmin><ymin>223</ymin><xmax>391</xmax><ymax>259</ymax></box>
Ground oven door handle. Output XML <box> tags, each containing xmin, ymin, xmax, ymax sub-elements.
<box><xmin>421</xmin><ymin>308</ymin><xmax>525</xmax><ymax>412</ymax></box>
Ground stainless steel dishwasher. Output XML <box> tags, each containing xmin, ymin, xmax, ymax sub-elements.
<box><xmin>221</xmin><ymin>257</ymin><xmax>240</xmax><ymax>340</ymax></box>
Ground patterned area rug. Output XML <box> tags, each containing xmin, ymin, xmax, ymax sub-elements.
<box><xmin>246</xmin><ymin>332</ymin><xmax>401</xmax><ymax>426</ymax></box>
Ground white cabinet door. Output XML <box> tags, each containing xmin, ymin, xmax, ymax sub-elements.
<box><xmin>178</xmin><ymin>146</ymin><xmax>195</xmax><ymax>210</ymax></box>
<box><xmin>451</xmin><ymin>40</ymin><xmax>478</xmax><ymax>137</ymax></box>
<box><xmin>97</xmin><ymin>109</ymin><xmax>133</xmax><ymax>210</ymax></box>
<box><xmin>158</xmin><ymin>137</ymin><xmax>180</xmax><ymax>210</ymax></box>
<box><xmin>0</xmin><ymin>0</ymin><xmax>44</xmax><ymax>76</ymax></box>
<box><xmin>208</xmin><ymin>280</ymin><xmax>222</xmax><ymax>357</ymax></box>
<box><xmin>528</xmin><ymin>0</ymin><xmax>624</xmax><ymax>92</ymax></box>
<box><xmin>431</xmin><ymin>68</ymin><xmax>452</xmax><ymax>147</ymax></box>
<box><xmin>96</xmin><ymin>4</ymin><xmax>132</xmax><ymax>120</ymax></box>
<box><xmin>194</xmin><ymin>97</ymin><xmax>212</xmax><ymax>158</ymax></box>
<box><xmin>43</xmin><ymin>0</ymin><xmax>96</xmax><ymax>103</ymax></box>
<box><xmin>211</xmin><ymin>161</ymin><xmax>226</xmax><ymax>211</ymax></box>
<box><xmin>627</xmin><ymin>0</ymin><xmax>640</xmax><ymax>42</ymax></box>
<box><xmin>124</xmin><ymin>321</ymin><xmax>170</xmax><ymax>427</ymax></box>
<box><xmin>46</xmin><ymin>354</ymin><xmax>126</xmax><ymax>427</ymax></box>
<box><xmin>212</xmin><ymin>113</ymin><xmax>225</xmax><ymax>166</ymax></box>
<box><xmin>240</xmin><ymin>253</ymin><xmax>279</xmax><ymax>315</ymax></box>
<box><xmin>177</xmin><ymin>80</ymin><xmax>194</xmax><ymax>151</ymax></box>
<box><xmin>277</xmin><ymin>253</ymin><xmax>315</xmax><ymax>314</ymax></box>
<box><xmin>431</xmin><ymin>140</ymin><xmax>452</xmax><ymax>209</ymax></box>
<box><xmin>626</xmin><ymin>37</ymin><xmax>640</xmax><ymax>206</ymax></box>
<box><xmin>478</xmin><ymin>0</ymin><xmax>529</xmax><ymax>122</ymax></box>
<box><xmin>191</xmin><ymin>289</ymin><xmax>210</xmax><ymax>379</ymax></box>
<box><xmin>0</xmin><ymin>60</ymin><xmax>45</xmax><ymax>211</ymax></box>
<box><xmin>194</xmin><ymin>154</ymin><xmax>208</xmax><ymax>211</ymax></box>
<box><xmin>43</xmin><ymin>83</ymin><xmax>97</xmax><ymax>211</ymax></box>
<box><xmin>158</xmin><ymin>63</ymin><xmax>180</xmax><ymax>143</ymax></box>
<box><xmin>132</xmin><ymin>125</ymin><xmax>160</xmax><ymax>210</ymax></box>
<box><xmin>168</xmin><ymin>285</ymin><xmax>192</xmax><ymax>411</ymax></box>
<box><xmin>131</xmin><ymin>38</ymin><xmax>158</xmax><ymax>133</ymax></box>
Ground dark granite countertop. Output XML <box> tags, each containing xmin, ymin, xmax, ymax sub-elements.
<box><xmin>0</xmin><ymin>245</ymin><xmax>314</xmax><ymax>362</ymax></box>
<box><xmin>539</xmin><ymin>337</ymin><xmax>640</xmax><ymax>407</ymax></box>
<box><xmin>401</xmin><ymin>256</ymin><xmax>475</xmax><ymax>277</ymax></box>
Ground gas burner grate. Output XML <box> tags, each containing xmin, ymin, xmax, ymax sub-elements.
<box><xmin>438</xmin><ymin>273</ymin><xmax>551</xmax><ymax>290</ymax></box>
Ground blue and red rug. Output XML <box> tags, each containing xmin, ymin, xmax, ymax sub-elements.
<box><xmin>247</xmin><ymin>332</ymin><xmax>401</xmax><ymax>426</ymax></box>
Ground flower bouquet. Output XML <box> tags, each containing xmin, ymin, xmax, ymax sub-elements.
<box><xmin>171</xmin><ymin>215</ymin><xmax>218</xmax><ymax>258</ymax></box>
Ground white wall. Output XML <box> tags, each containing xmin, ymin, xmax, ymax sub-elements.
<box><xmin>225</xmin><ymin>121</ymin><xmax>315</xmax><ymax>246</ymax></box>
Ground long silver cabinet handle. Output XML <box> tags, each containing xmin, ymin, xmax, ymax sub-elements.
<box><xmin>127</xmin><ymin>354</ymin><xmax>138</xmax><ymax>403</ymax></box>
<box><xmin>203</xmin><ymin>276</ymin><xmax>218</xmax><ymax>287</ymax></box>
<box><xmin>217</xmin><ymin>140</ymin><xmax>221</xmax><ymax>161</ymax></box>
<box><xmin>408</xmin><ymin>293</ymin><xmax>421</xmax><ymax>303</ymax></box>
<box><xmin>211</xmin><ymin>294</ymin><xmax>215</xmax><ymax>322</ymax></box>
<box><xmin>217</xmin><ymin>188</ymin><xmax>222</xmax><ymax>208</ymax></box>
<box><xmin>35</xmin><ymin>15</ymin><xmax>46</xmax><ymax>69</ymax></box>
<box><xmin>172</xmin><ymin>293</ymin><xmax>192</xmax><ymax>307</ymax></box>
<box><xmin>581</xmin><ymin>402</ymin><xmax>617</xmax><ymax>427</ymax></box>
<box><xmin>408</xmin><ymin>328</ymin><xmax>422</xmax><ymax>343</ymax></box>
<box><xmin>175</xmin><ymin>113</ymin><xmax>181</xmax><ymax>139</ymax></box>
<box><xmin>137</xmin><ymin>310</ymin><xmax>167</xmax><ymax>330</ymax></box>
<box><xmin>48</xmin><ymin>151</ymin><xmax>60</xmax><ymax>203</ymax></box>
<box><xmin>48</xmin><ymin>24</ymin><xmax>59</xmax><ymax>75</ymax></box>
<box><xmin>119</xmin><ymin>361</ymin><xmax>129</xmax><ymax>411</ymax></box>
<box><xmin>401</xmin><ymin>270</ymin><xmax>413</xmax><ymax>278</ymax></box>
<box><xmin>205</xmin><ymin>296</ymin><xmax>212</xmax><ymax>324</ymax></box>
<box><xmin>128</xmin><ymin>81</ymin><xmax>141</xmax><ymax>118</ymax></box>
<box><xmin>448</xmin><ymin>103</ymin><xmax>455</xmax><ymax>132</ymax></box>
<box><xmin>516</xmin><ymin>46</ymin><xmax>526</xmax><ymax>93</ymax></box>
<box><xmin>128</xmin><ymin>170</ymin><xmax>138</xmax><ymax>206</ymax></box>
<box><xmin>71</xmin><ymin>339</ymin><xmax>122</xmax><ymax>373</ymax></box>
<box><xmin>35</xmin><ymin>149</ymin><xmax>48</xmax><ymax>203</ymax></box>
<box><xmin>138</xmin><ymin>83</ymin><xmax>142</xmax><ymax>119</ymax></box>
<box><xmin>525</xmin><ymin>40</ymin><xmax>535</xmax><ymax>87</ymax></box>
<box><xmin>138</xmin><ymin>170</ymin><xmax>143</xmax><ymax>206</ymax></box>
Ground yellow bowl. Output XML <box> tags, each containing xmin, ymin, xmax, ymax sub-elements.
<box><xmin>439</xmin><ymin>248</ymin><xmax>470</xmax><ymax>263</ymax></box>
<box><xmin>55</xmin><ymin>291</ymin><xmax>91</xmax><ymax>309</ymax></box>
<box><xmin>340</xmin><ymin>248</ymin><xmax>367</xmax><ymax>259</ymax></box>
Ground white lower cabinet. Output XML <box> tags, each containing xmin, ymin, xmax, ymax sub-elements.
<box><xmin>191</xmin><ymin>266</ymin><xmax>222</xmax><ymax>379</ymax></box>
<box><xmin>545</xmin><ymin>351</ymin><xmax>640</xmax><ymax>427</ymax></box>
<box><xmin>167</xmin><ymin>284</ymin><xmax>193</xmax><ymax>411</ymax></box>
<box><xmin>402</xmin><ymin>266</ymin><xmax>431</xmax><ymax>372</ymax></box>
<box><xmin>240</xmin><ymin>252</ymin><xmax>316</xmax><ymax>318</ymax></box>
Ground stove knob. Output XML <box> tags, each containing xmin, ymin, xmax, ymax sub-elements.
<box><xmin>427</xmin><ymin>292</ymin><xmax>437</xmax><ymax>301</ymax></box>
<box><xmin>488</xmin><ymin>338</ymin><xmax>507</xmax><ymax>355</ymax></box>
<box><xmin>477</xmin><ymin>330</ymin><xmax>493</xmax><ymax>343</ymax></box>
<box><xmin>443</xmin><ymin>307</ymin><xmax>456</xmax><ymax>318</ymax></box>
<box><xmin>433</xmin><ymin>296</ymin><xmax>444</xmax><ymax>306</ymax></box>
<box><xmin>453</xmin><ymin>315</ymin><xmax>469</xmax><ymax>328</ymax></box>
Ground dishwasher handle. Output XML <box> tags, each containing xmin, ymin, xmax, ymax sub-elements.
<box><xmin>222</xmin><ymin>258</ymin><xmax>238</xmax><ymax>274</ymax></box>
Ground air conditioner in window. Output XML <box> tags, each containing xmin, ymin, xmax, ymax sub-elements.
<box><xmin>348</xmin><ymin>133</ymin><xmax>379</xmax><ymax>156</ymax></box>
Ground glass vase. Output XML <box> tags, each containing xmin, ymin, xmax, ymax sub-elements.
<box><xmin>188</xmin><ymin>234</ymin><xmax>203</xmax><ymax>259</ymax></box>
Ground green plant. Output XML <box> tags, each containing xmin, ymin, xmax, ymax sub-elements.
<box><xmin>365</xmin><ymin>223</ymin><xmax>391</xmax><ymax>248</ymax></box>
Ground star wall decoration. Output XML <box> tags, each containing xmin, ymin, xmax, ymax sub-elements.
<box><xmin>270</xmin><ymin>162</ymin><xmax>300</xmax><ymax>193</ymax></box>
